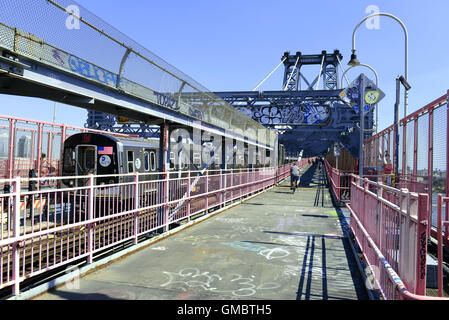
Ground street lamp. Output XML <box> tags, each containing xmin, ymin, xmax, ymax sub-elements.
<box><xmin>348</xmin><ymin>52</ymin><xmax>360</xmax><ymax>67</ymax></box>
<box><xmin>350</xmin><ymin>12</ymin><xmax>408</xmax><ymax>117</ymax></box>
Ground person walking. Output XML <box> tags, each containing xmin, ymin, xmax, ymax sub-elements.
<box><xmin>290</xmin><ymin>163</ymin><xmax>300</xmax><ymax>193</ymax></box>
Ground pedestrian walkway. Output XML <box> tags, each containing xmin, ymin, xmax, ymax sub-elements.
<box><xmin>33</xmin><ymin>164</ymin><xmax>368</xmax><ymax>300</ymax></box>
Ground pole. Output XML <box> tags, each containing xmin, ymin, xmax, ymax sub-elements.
<box><xmin>359</xmin><ymin>78</ymin><xmax>365</xmax><ymax>182</ymax></box>
<box><xmin>394</xmin><ymin>77</ymin><xmax>400</xmax><ymax>180</ymax></box>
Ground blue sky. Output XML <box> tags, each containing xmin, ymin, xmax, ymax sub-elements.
<box><xmin>1</xmin><ymin>0</ymin><xmax>448</xmax><ymax>133</ymax></box>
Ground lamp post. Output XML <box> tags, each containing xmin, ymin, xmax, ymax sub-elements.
<box><xmin>394</xmin><ymin>75</ymin><xmax>412</xmax><ymax>181</ymax></box>
<box><xmin>349</xmin><ymin>12</ymin><xmax>408</xmax><ymax>117</ymax></box>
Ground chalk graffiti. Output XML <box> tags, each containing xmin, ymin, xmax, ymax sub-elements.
<box><xmin>276</xmin><ymin>216</ymin><xmax>310</xmax><ymax>231</ymax></box>
<box><xmin>215</xmin><ymin>217</ymin><xmax>245</xmax><ymax>224</ymax></box>
<box><xmin>161</xmin><ymin>268</ymin><xmax>280</xmax><ymax>297</ymax></box>
<box><xmin>174</xmin><ymin>234</ymin><xmax>221</xmax><ymax>245</ymax></box>
<box><xmin>221</xmin><ymin>241</ymin><xmax>290</xmax><ymax>260</ymax></box>
<box><xmin>231</xmin><ymin>225</ymin><xmax>264</xmax><ymax>233</ymax></box>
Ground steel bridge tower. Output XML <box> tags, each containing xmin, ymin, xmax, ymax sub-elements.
<box><xmin>213</xmin><ymin>50</ymin><xmax>378</xmax><ymax>158</ymax></box>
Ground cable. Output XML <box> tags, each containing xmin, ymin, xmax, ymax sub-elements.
<box><xmin>336</xmin><ymin>55</ymin><xmax>351</xmax><ymax>87</ymax></box>
<box><xmin>315</xmin><ymin>55</ymin><xmax>325</xmax><ymax>90</ymax></box>
<box><xmin>253</xmin><ymin>57</ymin><xmax>287</xmax><ymax>91</ymax></box>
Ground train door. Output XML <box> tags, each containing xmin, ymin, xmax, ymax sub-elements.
<box><xmin>143</xmin><ymin>149</ymin><xmax>157</xmax><ymax>172</ymax></box>
<box><xmin>75</xmin><ymin>145</ymin><xmax>97</xmax><ymax>186</ymax></box>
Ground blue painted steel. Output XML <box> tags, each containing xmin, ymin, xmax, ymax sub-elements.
<box><xmin>214</xmin><ymin>51</ymin><xmax>379</xmax><ymax>158</ymax></box>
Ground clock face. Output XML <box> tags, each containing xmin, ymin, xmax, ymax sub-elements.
<box><xmin>365</xmin><ymin>90</ymin><xmax>380</xmax><ymax>104</ymax></box>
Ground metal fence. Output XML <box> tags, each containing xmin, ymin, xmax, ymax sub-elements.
<box><xmin>324</xmin><ymin>159</ymin><xmax>352</xmax><ymax>204</ymax></box>
<box><xmin>346</xmin><ymin>175</ymin><xmax>441</xmax><ymax>300</ymax></box>
<box><xmin>0</xmin><ymin>114</ymin><xmax>136</xmax><ymax>183</ymax></box>
<box><xmin>0</xmin><ymin>162</ymin><xmax>300</xmax><ymax>296</ymax></box>
<box><xmin>0</xmin><ymin>0</ymin><xmax>272</xmax><ymax>144</ymax></box>
<box><xmin>364</xmin><ymin>91</ymin><xmax>449</xmax><ymax>239</ymax></box>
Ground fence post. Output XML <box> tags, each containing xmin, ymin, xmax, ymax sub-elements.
<box><xmin>12</xmin><ymin>176</ymin><xmax>21</xmax><ymax>296</ymax></box>
<box><xmin>7</xmin><ymin>119</ymin><xmax>16</xmax><ymax>181</ymax></box>
<box><xmin>398</xmin><ymin>189</ymin><xmax>410</xmax><ymax>287</ymax></box>
<box><xmin>87</xmin><ymin>174</ymin><xmax>94</xmax><ymax>264</ymax></box>
<box><xmin>416</xmin><ymin>193</ymin><xmax>428</xmax><ymax>296</ymax></box>
<box><xmin>239</xmin><ymin>168</ymin><xmax>242</xmax><ymax>199</ymax></box>
<box><xmin>437</xmin><ymin>194</ymin><xmax>443</xmax><ymax>297</ymax></box>
<box><xmin>205</xmin><ymin>170</ymin><xmax>209</xmax><ymax>214</ymax></box>
<box><xmin>163</xmin><ymin>171</ymin><xmax>169</xmax><ymax>232</ymax></box>
<box><xmin>247</xmin><ymin>167</ymin><xmax>250</xmax><ymax>195</ymax></box>
<box><xmin>133</xmin><ymin>172</ymin><xmax>139</xmax><ymax>245</ymax></box>
<box><xmin>186</xmin><ymin>171</ymin><xmax>191</xmax><ymax>222</ymax></box>
<box><xmin>275</xmin><ymin>166</ymin><xmax>278</xmax><ymax>185</ymax></box>
<box><xmin>219</xmin><ymin>169</ymin><xmax>223</xmax><ymax>207</ymax></box>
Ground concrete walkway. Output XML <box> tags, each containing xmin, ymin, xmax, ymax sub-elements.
<box><xmin>34</xmin><ymin>164</ymin><xmax>368</xmax><ymax>300</ymax></box>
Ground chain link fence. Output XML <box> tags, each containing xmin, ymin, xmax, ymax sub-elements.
<box><xmin>0</xmin><ymin>0</ymin><xmax>273</xmax><ymax>145</ymax></box>
<box><xmin>364</xmin><ymin>92</ymin><xmax>449</xmax><ymax>230</ymax></box>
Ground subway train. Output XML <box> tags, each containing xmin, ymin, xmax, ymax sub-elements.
<box><xmin>42</xmin><ymin>131</ymin><xmax>288</xmax><ymax>229</ymax></box>
<box><xmin>61</xmin><ymin>132</ymin><xmax>160</xmax><ymax>187</ymax></box>
<box><xmin>61</xmin><ymin>132</ymin><xmax>287</xmax><ymax>187</ymax></box>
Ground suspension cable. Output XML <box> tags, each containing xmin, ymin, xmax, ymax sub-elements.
<box><xmin>336</xmin><ymin>54</ymin><xmax>350</xmax><ymax>87</ymax></box>
<box><xmin>315</xmin><ymin>55</ymin><xmax>325</xmax><ymax>90</ymax></box>
<box><xmin>253</xmin><ymin>57</ymin><xmax>287</xmax><ymax>91</ymax></box>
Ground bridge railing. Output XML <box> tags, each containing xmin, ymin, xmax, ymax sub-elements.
<box><xmin>348</xmin><ymin>175</ymin><xmax>427</xmax><ymax>299</ymax></box>
<box><xmin>364</xmin><ymin>90</ymin><xmax>449</xmax><ymax>241</ymax></box>
<box><xmin>324</xmin><ymin>159</ymin><xmax>353</xmax><ymax>204</ymax></box>
<box><xmin>0</xmin><ymin>163</ymin><xmax>294</xmax><ymax>296</ymax></box>
<box><xmin>347</xmin><ymin>174</ymin><xmax>449</xmax><ymax>300</ymax></box>
<box><xmin>0</xmin><ymin>114</ymin><xmax>138</xmax><ymax>185</ymax></box>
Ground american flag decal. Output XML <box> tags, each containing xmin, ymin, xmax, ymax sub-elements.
<box><xmin>98</xmin><ymin>146</ymin><xmax>113</xmax><ymax>155</ymax></box>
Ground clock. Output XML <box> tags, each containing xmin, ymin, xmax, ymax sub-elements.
<box><xmin>365</xmin><ymin>90</ymin><xmax>380</xmax><ymax>104</ymax></box>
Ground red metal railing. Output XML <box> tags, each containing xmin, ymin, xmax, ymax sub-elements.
<box><xmin>436</xmin><ymin>195</ymin><xmax>449</xmax><ymax>297</ymax></box>
<box><xmin>324</xmin><ymin>159</ymin><xmax>352</xmax><ymax>204</ymax></box>
<box><xmin>363</xmin><ymin>91</ymin><xmax>449</xmax><ymax>242</ymax></box>
<box><xmin>0</xmin><ymin>163</ymin><xmax>299</xmax><ymax>296</ymax></box>
<box><xmin>347</xmin><ymin>175</ymin><xmax>449</xmax><ymax>300</ymax></box>
<box><xmin>0</xmin><ymin>114</ymin><xmax>137</xmax><ymax>183</ymax></box>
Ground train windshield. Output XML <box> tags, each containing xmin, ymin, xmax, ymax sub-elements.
<box><xmin>76</xmin><ymin>145</ymin><xmax>97</xmax><ymax>176</ymax></box>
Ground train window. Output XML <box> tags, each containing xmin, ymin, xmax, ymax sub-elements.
<box><xmin>63</xmin><ymin>147</ymin><xmax>75</xmax><ymax>173</ymax></box>
<box><xmin>144</xmin><ymin>151</ymin><xmax>150</xmax><ymax>171</ymax></box>
<box><xmin>86</xmin><ymin>149</ymin><xmax>95</xmax><ymax>169</ymax></box>
<box><xmin>127</xmin><ymin>150</ymin><xmax>134</xmax><ymax>173</ymax></box>
<box><xmin>150</xmin><ymin>151</ymin><xmax>156</xmax><ymax>171</ymax></box>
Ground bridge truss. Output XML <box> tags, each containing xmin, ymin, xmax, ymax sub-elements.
<box><xmin>213</xmin><ymin>50</ymin><xmax>377</xmax><ymax>158</ymax></box>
